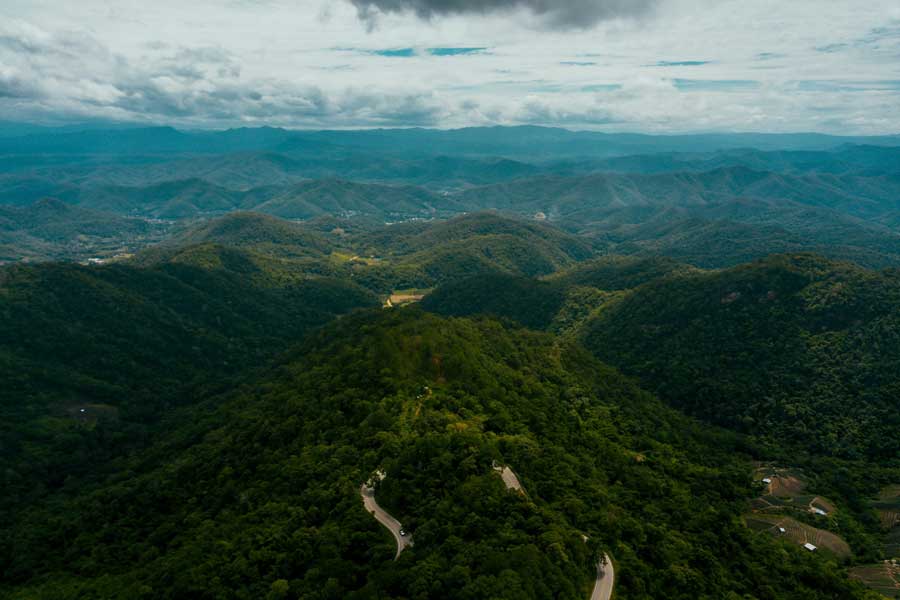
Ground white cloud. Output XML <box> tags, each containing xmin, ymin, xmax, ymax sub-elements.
<box><xmin>0</xmin><ymin>0</ymin><xmax>898</xmax><ymax>133</ymax></box>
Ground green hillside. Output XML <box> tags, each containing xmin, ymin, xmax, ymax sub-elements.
<box><xmin>546</xmin><ymin>256</ymin><xmax>695</xmax><ymax>290</ymax></box>
<box><xmin>159</xmin><ymin>212</ymin><xmax>335</xmax><ymax>259</ymax></box>
<box><xmin>421</xmin><ymin>273</ymin><xmax>568</xmax><ymax>329</ymax></box>
<box><xmin>0</xmin><ymin>198</ymin><xmax>169</xmax><ymax>263</ymax></box>
<box><xmin>580</xmin><ymin>254</ymin><xmax>900</xmax><ymax>461</ymax></box>
<box><xmin>0</xmin><ymin>254</ymin><xmax>379</xmax><ymax>517</ymax></box>
<box><xmin>1</xmin><ymin>309</ymin><xmax>873</xmax><ymax>600</ymax></box>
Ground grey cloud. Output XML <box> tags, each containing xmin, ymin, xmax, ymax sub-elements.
<box><xmin>0</xmin><ymin>23</ymin><xmax>445</xmax><ymax>128</ymax></box>
<box><xmin>349</xmin><ymin>0</ymin><xmax>658</xmax><ymax>29</ymax></box>
<box><xmin>0</xmin><ymin>73</ymin><xmax>37</xmax><ymax>99</ymax></box>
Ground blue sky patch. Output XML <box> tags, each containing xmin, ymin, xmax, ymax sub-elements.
<box><xmin>674</xmin><ymin>79</ymin><xmax>760</xmax><ymax>91</ymax></box>
<box><xmin>797</xmin><ymin>80</ymin><xmax>900</xmax><ymax>92</ymax></box>
<box><xmin>339</xmin><ymin>47</ymin><xmax>488</xmax><ymax>58</ymax></box>
<box><xmin>815</xmin><ymin>43</ymin><xmax>849</xmax><ymax>53</ymax></box>
<box><xmin>654</xmin><ymin>60</ymin><xmax>712</xmax><ymax>67</ymax></box>
<box><xmin>428</xmin><ymin>47</ymin><xmax>488</xmax><ymax>56</ymax></box>
<box><xmin>581</xmin><ymin>84</ymin><xmax>622</xmax><ymax>92</ymax></box>
<box><xmin>373</xmin><ymin>48</ymin><xmax>416</xmax><ymax>57</ymax></box>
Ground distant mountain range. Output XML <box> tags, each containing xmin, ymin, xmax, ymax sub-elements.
<box><xmin>2</xmin><ymin>124</ymin><xmax>899</xmax><ymax>158</ymax></box>
<box><xmin>2</xmin><ymin>123</ymin><xmax>900</xmax><ymax>271</ymax></box>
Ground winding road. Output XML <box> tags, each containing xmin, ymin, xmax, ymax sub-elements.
<box><xmin>360</xmin><ymin>478</ymin><xmax>412</xmax><ymax>559</ymax></box>
<box><xmin>361</xmin><ymin>464</ymin><xmax>615</xmax><ymax>596</ymax></box>
<box><xmin>493</xmin><ymin>463</ymin><xmax>615</xmax><ymax>599</ymax></box>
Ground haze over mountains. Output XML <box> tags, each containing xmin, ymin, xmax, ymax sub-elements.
<box><xmin>2</xmin><ymin>124</ymin><xmax>900</xmax><ymax>269</ymax></box>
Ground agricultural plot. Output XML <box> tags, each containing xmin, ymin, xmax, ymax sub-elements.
<box><xmin>752</xmin><ymin>466</ymin><xmax>836</xmax><ymax>517</ymax></box>
<box><xmin>745</xmin><ymin>514</ymin><xmax>852</xmax><ymax>558</ymax></box>
<box><xmin>754</xmin><ymin>466</ymin><xmax>807</xmax><ymax>497</ymax></box>
<box><xmin>384</xmin><ymin>289</ymin><xmax>430</xmax><ymax>308</ymax></box>
<box><xmin>876</xmin><ymin>486</ymin><xmax>900</xmax><ymax>530</ymax></box>
<box><xmin>849</xmin><ymin>562</ymin><xmax>900</xmax><ymax>598</ymax></box>
<box><xmin>875</xmin><ymin>486</ymin><xmax>900</xmax><ymax>557</ymax></box>
<box><xmin>886</xmin><ymin>528</ymin><xmax>900</xmax><ymax>559</ymax></box>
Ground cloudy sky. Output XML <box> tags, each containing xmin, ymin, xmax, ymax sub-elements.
<box><xmin>1</xmin><ymin>0</ymin><xmax>899</xmax><ymax>133</ymax></box>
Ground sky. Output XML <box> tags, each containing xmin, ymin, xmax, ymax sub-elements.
<box><xmin>1</xmin><ymin>0</ymin><xmax>899</xmax><ymax>133</ymax></box>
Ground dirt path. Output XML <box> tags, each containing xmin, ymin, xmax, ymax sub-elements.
<box><xmin>360</xmin><ymin>480</ymin><xmax>412</xmax><ymax>559</ymax></box>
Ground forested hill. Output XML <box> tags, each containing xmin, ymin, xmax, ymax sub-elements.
<box><xmin>421</xmin><ymin>253</ymin><xmax>900</xmax><ymax>462</ymax></box>
<box><xmin>0</xmin><ymin>253</ymin><xmax>379</xmax><ymax>518</ymax></box>
<box><xmin>1</xmin><ymin>309</ymin><xmax>873</xmax><ymax>599</ymax></box>
<box><xmin>579</xmin><ymin>254</ymin><xmax>900</xmax><ymax>461</ymax></box>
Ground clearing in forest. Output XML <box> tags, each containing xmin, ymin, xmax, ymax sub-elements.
<box><xmin>752</xmin><ymin>465</ymin><xmax>837</xmax><ymax>518</ymax></box>
<box><xmin>745</xmin><ymin>514</ymin><xmax>851</xmax><ymax>558</ymax></box>
<box><xmin>383</xmin><ymin>289</ymin><xmax>430</xmax><ymax>308</ymax></box>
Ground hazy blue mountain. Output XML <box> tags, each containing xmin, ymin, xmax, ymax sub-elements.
<box><xmin>2</xmin><ymin>124</ymin><xmax>898</xmax><ymax>161</ymax></box>
<box><xmin>559</xmin><ymin>145</ymin><xmax>900</xmax><ymax>176</ymax></box>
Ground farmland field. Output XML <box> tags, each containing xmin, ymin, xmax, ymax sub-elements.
<box><xmin>745</xmin><ymin>514</ymin><xmax>851</xmax><ymax>558</ymax></box>
<box><xmin>754</xmin><ymin>466</ymin><xmax>807</xmax><ymax>497</ymax></box>
<box><xmin>849</xmin><ymin>563</ymin><xmax>900</xmax><ymax>598</ymax></box>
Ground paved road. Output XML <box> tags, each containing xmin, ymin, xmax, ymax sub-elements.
<box><xmin>494</xmin><ymin>463</ymin><xmax>615</xmax><ymax>599</ymax></box>
<box><xmin>591</xmin><ymin>553</ymin><xmax>615</xmax><ymax>600</ymax></box>
<box><xmin>360</xmin><ymin>483</ymin><xmax>412</xmax><ymax>559</ymax></box>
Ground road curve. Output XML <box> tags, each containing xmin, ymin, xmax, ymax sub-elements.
<box><xmin>591</xmin><ymin>553</ymin><xmax>615</xmax><ymax>600</ymax></box>
<box><xmin>495</xmin><ymin>463</ymin><xmax>615</xmax><ymax>599</ymax></box>
<box><xmin>360</xmin><ymin>482</ymin><xmax>412</xmax><ymax>559</ymax></box>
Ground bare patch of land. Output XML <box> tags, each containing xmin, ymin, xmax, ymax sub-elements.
<box><xmin>383</xmin><ymin>288</ymin><xmax>430</xmax><ymax>308</ymax></box>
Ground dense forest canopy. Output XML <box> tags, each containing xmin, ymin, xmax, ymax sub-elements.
<box><xmin>1</xmin><ymin>310</ymin><xmax>880</xmax><ymax>599</ymax></box>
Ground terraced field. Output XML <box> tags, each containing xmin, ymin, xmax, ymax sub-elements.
<box><xmin>887</xmin><ymin>528</ymin><xmax>900</xmax><ymax>559</ymax></box>
<box><xmin>754</xmin><ymin>466</ymin><xmax>807</xmax><ymax>498</ymax></box>
<box><xmin>745</xmin><ymin>514</ymin><xmax>851</xmax><ymax>558</ymax></box>
<box><xmin>752</xmin><ymin>466</ymin><xmax>836</xmax><ymax>518</ymax></box>
<box><xmin>875</xmin><ymin>486</ymin><xmax>900</xmax><ymax>557</ymax></box>
<box><xmin>876</xmin><ymin>486</ymin><xmax>900</xmax><ymax>529</ymax></box>
<box><xmin>849</xmin><ymin>563</ymin><xmax>900</xmax><ymax>598</ymax></box>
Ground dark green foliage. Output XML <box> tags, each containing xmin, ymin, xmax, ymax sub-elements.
<box><xmin>421</xmin><ymin>274</ymin><xmax>567</xmax><ymax>329</ymax></box>
<box><xmin>358</xmin><ymin>213</ymin><xmax>596</xmax><ymax>289</ymax></box>
<box><xmin>160</xmin><ymin>212</ymin><xmax>335</xmax><ymax>258</ymax></box>
<box><xmin>547</xmin><ymin>256</ymin><xmax>694</xmax><ymax>290</ymax></box>
<box><xmin>1</xmin><ymin>310</ymin><xmax>874</xmax><ymax>599</ymax></box>
<box><xmin>0</xmin><ymin>253</ymin><xmax>379</xmax><ymax>517</ymax></box>
<box><xmin>581</xmin><ymin>254</ymin><xmax>900</xmax><ymax>461</ymax></box>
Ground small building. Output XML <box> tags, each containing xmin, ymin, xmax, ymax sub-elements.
<box><xmin>812</xmin><ymin>508</ymin><xmax>827</xmax><ymax>516</ymax></box>
<box><xmin>762</xmin><ymin>477</ymin><xmax>772</xmax><ymax>484</ymax></box>
<box><xmin>778</xmin><ymin>527</ymin><xmax>786</xmax><ymax>534</ymax></box>
<box><xmin>803</xmin><ymin>543</ymin><xmax>817</xmax><ymax>552</ymax></box>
